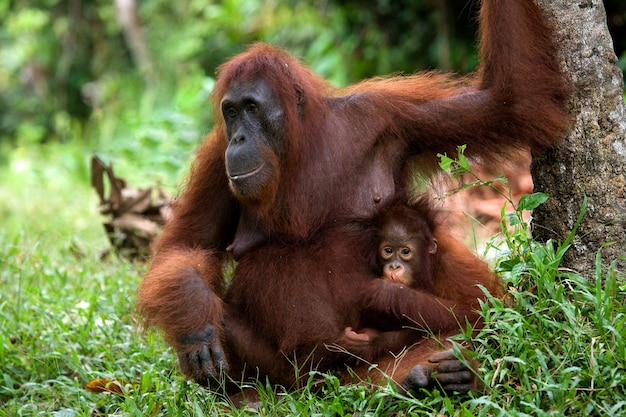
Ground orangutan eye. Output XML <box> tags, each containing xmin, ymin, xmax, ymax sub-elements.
<box><xmin>246</xmin><ymin>103</ymin><xmax>258</xmax><ymax>114</ymax></box>
<box><xmin>223</xmin><ymin>105</ymin><xmax>237</xmax><ymax>119</ymax></box>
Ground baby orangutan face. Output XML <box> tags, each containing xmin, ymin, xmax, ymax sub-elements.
<box><xmin>378</xmin><ymin>219</ymin><xmax>437</xmax><ymax>286</ymax></box>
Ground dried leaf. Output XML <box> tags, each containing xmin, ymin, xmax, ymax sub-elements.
<box><xmin>110</xmin><ymin>213</ymin><xmax>161</xmax><ymax>238</ymax></box>
<box><xmin>119</xmin><ymin>186</ymin><xmax>153</xmax><ymax>214</ymax></box>
<box><xmin>91</xmin><ymin>156</ymin><xmax>106</xmax><ymax>203</ymax></box>
<box><xmin>85</xmin><ymin>378</ymin><xmax>127</xmax><ymax>395</ymax></box>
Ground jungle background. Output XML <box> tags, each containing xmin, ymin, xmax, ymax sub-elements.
<box><xmin>1</xmin><ymin>1</ymin><xmax>625</xmax><ymax>416</ymax></box>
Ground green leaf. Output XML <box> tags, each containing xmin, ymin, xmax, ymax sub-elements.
<box><xmin>505</xmin><ymin>212</ymin><xmax>521</xmax><ymax>226</ymax></box>
<box><xmin>517</xmin><ymin>193</ymin><xmax>549</xmax><ymax>211</ymax></box>
<box><xmin>437</xmin><ymin>153</ymin><xmax>454</xmax><ymax>172</ymax></box>
<box><xmin>457</xmin><ymin>145</ymin><xmax>470</xmax><ymax>171</ymax></box>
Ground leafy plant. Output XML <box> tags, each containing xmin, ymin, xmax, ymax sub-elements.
<box><xmin>437</xmin><ymin>146</ymin><xmax>626</xmax><ymax>416</ymax></box>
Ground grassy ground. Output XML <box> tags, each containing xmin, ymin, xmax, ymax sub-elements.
<box><xmin>1</xmin><ymin>145</ymin><xmax>625</xmax><ymax>416</ymax></box>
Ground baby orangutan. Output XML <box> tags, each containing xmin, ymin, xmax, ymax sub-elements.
<box><xmin>338</xmin><ymin>197</ymin><xmax>501</xmax><ymax>376</ymax></box>
<box><xmin>377</xmin><ymin>203</ymin><xmax>438</xmax><ymax>287</ymax></box>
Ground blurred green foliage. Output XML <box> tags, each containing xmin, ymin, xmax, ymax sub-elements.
<box><xmin>334</xmin><ymin>0</ymin><xmax>479</xmax><ymax>78</ymax></box>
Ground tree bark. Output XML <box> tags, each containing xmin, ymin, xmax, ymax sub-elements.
<box><xmin>531</xmin><ymin>0</ymin><xmax>626</xmax><ymax>273</ymax></box>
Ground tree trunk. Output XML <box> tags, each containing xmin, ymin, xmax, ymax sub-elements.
<box><xmin>531</xmin><ymin>0</ymin><xmax>626</xmax><ymax>274</ymax></box>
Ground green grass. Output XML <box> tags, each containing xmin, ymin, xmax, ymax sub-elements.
<box><xmin>1</xmin><ymin>145</ymin><xmax>625</xmax><ymax>416</ymax></box>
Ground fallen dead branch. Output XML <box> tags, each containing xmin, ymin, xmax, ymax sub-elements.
<box><xmin>91</xmin><ymin>155</ymin><xmax>171</xmax><ymax>260</ymax></box>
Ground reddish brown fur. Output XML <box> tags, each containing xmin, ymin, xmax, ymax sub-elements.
<box><xmin>138</xmin><ymin>0</ymin><xmax>570</xmax><ymax>393</ymax></box>
<box><xmin>338</xmin><ymin>198</ymin><xmax>502</xmax><ymax>363</ymax></box>
<box><xmin>381</xmin><ymin>197</ymin><xmax>503</xmax><ymax>307</ymax></box>
<box><xmin>371</xmin><ymin>196</ymin><xmax>439</xmax><ymax>288</ymax></box>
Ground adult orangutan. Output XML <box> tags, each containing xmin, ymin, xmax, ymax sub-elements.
<box><xmin>338</xmin><ymin>197</ymin><xmax>502</xmax><ymax>371</ymax></box>
<box><xmin>138</xmin><ymin>0</ymin><xmax>569</xmax><ymax>394</ymax></box>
